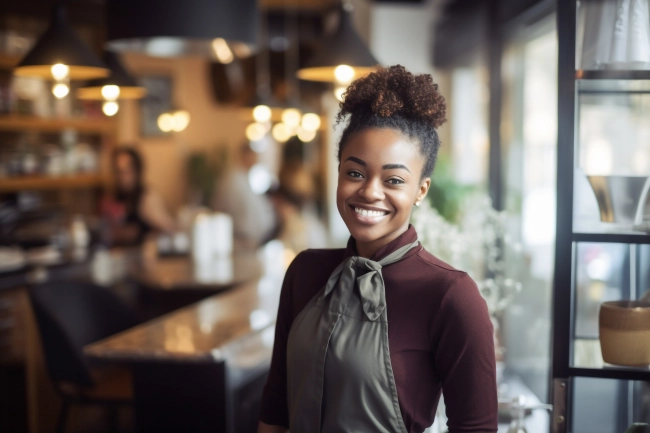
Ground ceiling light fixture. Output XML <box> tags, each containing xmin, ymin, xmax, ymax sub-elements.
<box><xmin>296</xmin><ymin>2</ymin><xmax>378</xmax><ymax>83</ymax></box>
<box><xmin>106</xmin><ymin>0</ymin><xmax>257</xmax><ymax>60</ymax></box>
<box><xmin>77</xmin><ymin>51</ymin><xmax>147</xmax><ymax>116</ymax></box>
<box><xmin>14</xmin><ymin>5</ymin><xmax>108</xmax><ymax>81</ymax></box>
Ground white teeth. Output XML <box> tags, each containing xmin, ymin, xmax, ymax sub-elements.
<box><xmin>354</xmin><ymin>207</ymin><xmax>387</xmax><ymax>218</ymax></box>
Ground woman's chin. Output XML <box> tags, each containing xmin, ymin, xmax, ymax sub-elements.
<box><xmin>346</xmin><ymin>223</ymin><xmax>389</xmax><ymax>244</ymax></box>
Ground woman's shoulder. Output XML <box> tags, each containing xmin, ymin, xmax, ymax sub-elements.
<box><xmin>409</xmin><ymin>247</ymin><xmax>481</xmax><ymax>300</ymax></box>
<box><xmin>413</xmin><ymin>247</ymin><xmax>469</xmax><ymax>280</ymax></box>
<box><xmin>283</xmin><ymin>248</ymin><xmax>347</xmax><ymax>315</ymax></box>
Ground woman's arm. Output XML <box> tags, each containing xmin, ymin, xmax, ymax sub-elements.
<box><xmin>258</xmin><ymin>252</ymin><xmax>306</xmax><ymax>429</ymax></box>
<box><xmin>138</xmin><ymin>190</ymin><xmax>177</xmax><ymax>233</ymax></box>
<box><xmin>433</xmin><ymin>274</ymin><xmax>498</xmax><ymax>433</ymax></box>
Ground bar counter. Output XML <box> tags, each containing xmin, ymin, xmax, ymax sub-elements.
<box><xmin>85</xmin><ymin>276</ymin><xmax>280</xmax><ymax>364</ymax></box>
<box><xmin>83</xmin><ymin>242</ymin><xmax>288</xmax><ymax>433</ymax></box>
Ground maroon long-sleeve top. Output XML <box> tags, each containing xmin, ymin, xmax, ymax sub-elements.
<box><xmin>259</xmin><ymin>226</ymin><xmax>498</xmax><ymax>432</ymax></box>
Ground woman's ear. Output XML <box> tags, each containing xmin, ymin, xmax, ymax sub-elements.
<box><xmin>414</xmin><ymin>178</ymin><xmax>431</xmax><ymax>206</ymax></box>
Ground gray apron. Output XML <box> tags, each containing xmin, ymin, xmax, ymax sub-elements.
<box><xmin>287</xmin><ymin>240</ymin><xmax>421</xmax><ymax>433</ymax></box>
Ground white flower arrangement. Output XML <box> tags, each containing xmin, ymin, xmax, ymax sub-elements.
<box><xmin>412</xmin><ymin>194</ymin><xmax>523</xmax><ymax>319</ymax></box>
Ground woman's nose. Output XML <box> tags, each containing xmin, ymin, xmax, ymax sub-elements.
<box><xmin>357</xmin><ymin>178</ymin><xmax>384</xmax><ymax>202</ymax></box>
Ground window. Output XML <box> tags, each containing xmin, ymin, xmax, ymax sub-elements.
<box><xmin>500</xmin><ymin>15</ymin><xmax>557</xmax><ymax>403</ymax></box>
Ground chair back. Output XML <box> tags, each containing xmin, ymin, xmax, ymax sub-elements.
<box><xmin>29</xmin><ymin>281</ymin><xmax>138</xmax><ymax>387</ymax></box>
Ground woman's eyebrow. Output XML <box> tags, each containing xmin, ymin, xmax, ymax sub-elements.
<box><xmin>382</xmin><ymin>163</ymin><xmax>411</xmax><ymax>173</ymax></box>
<box><xmin>344</xmin><ymin>156</ymin><xmax>366</xmax><ymax>166</ymax></box>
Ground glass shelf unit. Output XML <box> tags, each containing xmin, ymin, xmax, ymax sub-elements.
<box><xmin>571</xmin><ymin>377</ymin><xmax>650</xmax><ymax>433</ymax></box>
<box><xmin>572</xmin><ymin>80</ymin><xmax>650</xmax><ymax>237</ymax></box>
<box><xmin>554</xmin><ymin>1</ymin><xmax>650</xmax><ymax>432</ymax></box>
<box><xmin>570</xmin><ymin>242</ymin><xmax>650</xmax><ymax>371</ymax></box>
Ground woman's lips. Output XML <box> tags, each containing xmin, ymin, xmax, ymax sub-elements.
<box><xmin>349</xmin><ymin>205</ymin><xmax>390</xmax><ymax>224</ymax></box>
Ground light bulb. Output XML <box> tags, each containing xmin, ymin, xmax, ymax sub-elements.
<box><xmin>51</xmin><ymin>63</ymin><xmax>69</xmax><ymax>80</ymax></box>
<box><xmin>301</xmin><ymin>113</ymin><xmax>321</xmax><ymax>131</ymax></box>
<box><xmin>297</xmin><ymin>127</ymin><xmax>316</xmax><ymax>142</ymax></box>
<box><xmin>101</xmin><ymin>85</ymin><xmax>120</xmax><ymax>101</ymax></box>
<box><xmin>52</xmin><ymin>83</ymin><xmax>70</xmax><ymax>99</ymax></box>
<box><xmin>158</xmin><ymin>113</ymin><xmax>174</xmax><ymax>132</ymax></box>
<box><xmin>282</xmin><ymin>108</ymin><xmax>302</xmax><ymax>129</ymax></box>
<box><xmin>212</xmin><ymin>38</ymin><xmax>234</xmax><ymax>64</ymax></box>
<box><xmin>102</xmin><ymin>101</ymin><xmax>119</xmax><ymax>116</ymax></box>
<box><xmin>334</xmin><ymin>86</ymin><xmax>346</xmax><ymax>102</ymax></box>
<box><xmin>253</xmin><ymin>105</ymin><xmax>272</xmax><ymax>123</ymax></box>
<box><xmin>334</xmin><ymin>64</ymin><xmax>354</xmax><ymax>83</ymax></box>
<box><xmin>171</xmin><ymin>110</ymin><xmax>190</xmax><ymax>132</ymax></box>
<box><xmin>272</xmin><ymin>123</ymin><xmax>292</xmax><ymax>143</ymax></box>
<box><xmin>246</xmin><ymin>122</ymin><xmax>267</xmax><ymax>142</ymax></box>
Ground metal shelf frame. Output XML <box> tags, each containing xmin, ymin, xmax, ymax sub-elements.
<box><xmin>572</xmin><ymin>233</ymin><xmax>650</xmax><ymax>245</ymax></box>
<box><xmin>553</xmin><ymin>1</ymin><xmax>650</xmax><ymax>432</ymax></box>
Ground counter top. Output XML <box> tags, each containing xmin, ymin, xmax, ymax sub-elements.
<box><xmin>85</xmin><ymin>277</ymin><xmax>281</xmax><ymax>364</ymax></box>
<box><xmin>131</xmin><ymin>253</ymin><xmax>262</xmax><ymax>291</ymax></box>
<box><xmin>0</xmin><ymin>260</ymin><xmax>91</xmax><ymax>292</ymax></box>
<box><xmin>85</xmin><ymin>241</ymin><xmax>289</xmax><ymax>364</ymax></box>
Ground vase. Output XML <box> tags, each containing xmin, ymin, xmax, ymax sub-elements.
<box><xmin>599</xmin><ymin>300</ymin><xmax>650</xmax><ymax>367</ymax></box>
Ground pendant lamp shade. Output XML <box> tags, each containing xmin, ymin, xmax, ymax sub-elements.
<box><xmin>77</xmin><ymin>51</ymin><xmax>146</xmax><ymax>100</ymax></box>
<box><xmin>296</xmin><ymin>5</ymin><xmax>378</xmax><ymax>82</ymax></box>
<box><xmin>14</xmin><ymin>5</ymin><xmax>108</xmax><ymax>80</ymax></box>
<box><xmin>106</xmin><ymin>0</ymin><xmax>257</xmax><ymax>59</ymax></box>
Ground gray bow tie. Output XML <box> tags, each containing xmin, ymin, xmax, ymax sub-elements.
<box><xmin>319</xmin><ymin>240</ymin><xmax>420</xmax><ymax>321</ymax></box>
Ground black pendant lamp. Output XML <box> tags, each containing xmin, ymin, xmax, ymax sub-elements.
<box><xmin>296</xmin><ymin>2</ymin><xmax>378</xmax><ymax>83</ymax></box>
<box><xmin>77</xmin><ymin>51</ymin><xmax>146</xmax><ymax>117</ymax></box>
<box><xmin>106</xmin><ymin>0</ymin><xmax>257</xmax><ymax>59</ymax></box>
<box><xmin>77</xmin><ymin>51</ymin><xmax>146</xmax><ymax>100</ymax></box>
<box><xmin>14</xmin><ymin>5</ymin><xmax>108</xmax><ymax>80</ymax></box>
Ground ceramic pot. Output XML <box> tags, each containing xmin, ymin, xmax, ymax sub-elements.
<box><xmin>599</xmin><ymin>300</ymin><xmax>650</xmax><ymax>367</ymax></box>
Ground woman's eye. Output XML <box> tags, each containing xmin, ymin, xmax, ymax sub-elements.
<box><xmin>348</xmin><ymin>171</ymin><xmax>363</xmax><ymax>178</ymax></box>
<box><xmin>386</xmin><ymin>178</ymin><xmax>404</xmax><ymax>185</ymax></box>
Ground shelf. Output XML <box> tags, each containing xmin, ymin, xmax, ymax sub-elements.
<box><xmin>0</xmin><ymin>174</ymin><xmax>106</xmax><ymax>192</ymax></box>
<box><xmin>572</xmin><ymin>232</ymin><xmax>650</xmax><ymax>245</ymax></box>
<box><xmin>572</xmin><ymin>338</ymin><xmax>650</xmax><ymax>381</ymax></box>
<box><xmin>568</xmin><ymin>367</ymin><xmax>650</xmax><ymax>382</ymax></box>
<box><xmin>577</xmin><ymin>70</ymin><xmax>650</xmax><ymax>80</ymax></box>
<box><xmin>0</xmin><ymin>116</ymin><xmax>115</xmax><ymax>134</ymax></box>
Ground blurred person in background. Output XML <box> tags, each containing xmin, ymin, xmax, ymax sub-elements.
<box><xmin>102</xmin><ymin>147</ymin><xmax>177</xmax><ymax>246</ymax></box>
<box><xmin>212</xmin><ymin>142</ymin><xmax>277</xmax><ymax>249</ymax></box>
<box><xmin>270</xmin><ymin>137</ymin><xmax>327</xmax><ymax>253</ymax></box>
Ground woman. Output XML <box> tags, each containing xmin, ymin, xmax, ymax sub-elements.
<box><xmin>270</xmin><ymin>137</ymin><xmax>328</xmax><ymax>253</ymax></box>
<box><xmin>258</xmin><ymin>66</ymin><xmax>497</xmax><ymax>433</ymax></box>
<box><xmin>102</xmin><ymin>147</ymin><xmax>176</xmax><ymax>245</ymax></box>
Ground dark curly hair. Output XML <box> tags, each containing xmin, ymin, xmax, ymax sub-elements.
<box><xmin>336</xmin><ymin>65</ymin><xmax>447</xmax><ymax>179</ymax></box>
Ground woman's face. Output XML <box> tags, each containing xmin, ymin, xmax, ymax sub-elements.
<box><xmin>114</xmin><ymin>153</ymin><xmax>137</xmax><ymax>193</ymax></box>
<box><xmin>336</xmin><ymin>128</ymin><xmax>430</xmax><ymax>248</ymax></box>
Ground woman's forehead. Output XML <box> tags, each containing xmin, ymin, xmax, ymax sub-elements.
<box><xmin>341</xmin><ymin>128</ymin><xmax>422</xmax><ymax>166</ymax></box>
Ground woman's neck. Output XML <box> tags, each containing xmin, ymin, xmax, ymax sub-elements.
<box><xmin>355</xmin><ymin>224</ymin><xmax>409</xmax><ymax>259</ymax></box>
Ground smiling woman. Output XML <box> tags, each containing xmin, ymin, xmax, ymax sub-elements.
<box><xmin>337</xmin><ymin>128</ymin><xmax>429</xmax><ymax>257</ymax></box>
<box><xmin>258</xmin><ymin>65</ymin><xmax>498</xmax><ymax>433</ymax></box>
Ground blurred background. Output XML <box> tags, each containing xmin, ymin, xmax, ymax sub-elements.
<box><xmin>1</xmin><ymin>0</ymin><xmax>650</xmax><ymax>432</ymax></box>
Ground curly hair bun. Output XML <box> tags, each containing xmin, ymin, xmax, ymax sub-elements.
<box><xmin>338</xmin><ymin>65</ymin><xmax>447</xmax><ymax>129</ymax></box>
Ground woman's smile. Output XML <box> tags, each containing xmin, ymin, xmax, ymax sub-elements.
<box><xmin>349</xmin><ymin>203</ymin><xmax>391</xmax><ymax>224</ymax></box>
